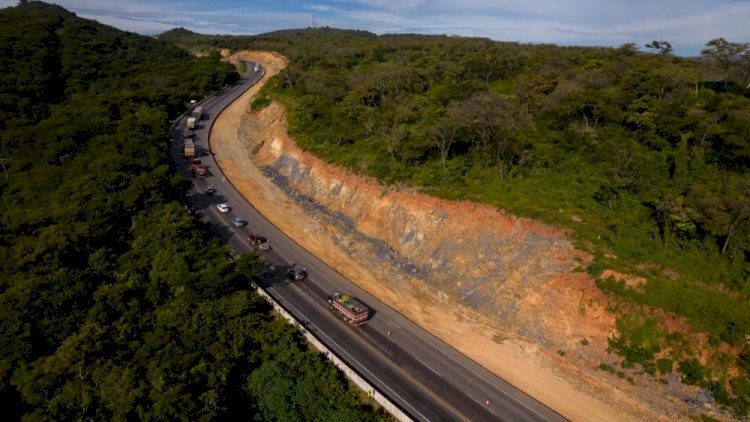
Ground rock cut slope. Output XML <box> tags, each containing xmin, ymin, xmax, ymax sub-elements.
<box><xmin>211</xmin><ymin>50</ymin><xmax>691</xmax><ymax>421</ymax></box>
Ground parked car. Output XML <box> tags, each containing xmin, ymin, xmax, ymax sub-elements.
<box><xmin>231</xmin><ymin>217</ymin><xmax>247</xmax><ymax>227</ymax></box>
<box><xmin>217</xmin><ymin>203</ymin><xmax>230</xmax><ymax>213</ymax></box>
<box><xmin>248</xmin><ymin>234</ymin><xmax>270</xmax><ymax>251</ymax></box>
<box><xmin>287</xmin><ymin>265</ymin><xmax>307</xmax><ymax>281</ymax></box>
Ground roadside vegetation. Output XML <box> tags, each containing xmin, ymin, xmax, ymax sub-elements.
<box><xmin>161</xmin><ymin>27</ymin><xmax>750</xmax><ymax>415</ymax></box>
<box><xmin>0</xmin><ymin>3</ymin><xmax>387</xmax><ymax>420</ymax></box>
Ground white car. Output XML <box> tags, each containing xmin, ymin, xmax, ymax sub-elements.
<box><xmin>217</xmin><ymin>203</ymin><xmax>230</xmax><ymax>213</ymax></box>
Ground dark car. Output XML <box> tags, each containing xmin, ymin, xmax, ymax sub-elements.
<box><xmin>248</xmin><ymin>234</ymin><xmax>270</xmax><ymax>251</ymax></box>
<box><xmin>287</xmin><ymin>265</ymin><xmax>307</xmax><ymax>281</ymax></box>
<box><xmin>205</xmin><ymin>186</ymin><xmax>216</xmax><ymax>196</ymax></box>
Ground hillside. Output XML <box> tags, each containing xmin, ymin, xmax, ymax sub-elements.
<box><xmin>171</xmin><ymin>28</ymin><xmax>750</xmax><ymax>418</ymax></box>
<box><xmin>0</xmin><ymin>3</ymin><xmax>386</xmax><ymax>420</ymax></box>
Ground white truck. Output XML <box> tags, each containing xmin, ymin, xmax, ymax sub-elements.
<box><xmin>187</xmin><ymin>117</ymin><xmax>196</xmax><ymax>130</ymax></box>
<box><xmin>192</xmin><ymin>106</ymin><xmax>204</xmax><ymax>120</ymax></box>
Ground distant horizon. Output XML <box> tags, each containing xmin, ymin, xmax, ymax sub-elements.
<box><xmin>2</xmin><ymin>0</ymin><xmax>748</xmax><ymax>57</ymax></box>
<box><xmin>159</xmin><ymin>25</ymin><xmax>711</xmax><ymax>58</ymax></box>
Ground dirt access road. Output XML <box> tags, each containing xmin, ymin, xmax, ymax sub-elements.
<box><xmin>209</xmin><ymin>50</ymin><xmax>676</xmax><ymax>422</ymax></box>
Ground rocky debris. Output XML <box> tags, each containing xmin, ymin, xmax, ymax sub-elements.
<box><xmin>697</xmin><ymin>389</ymin><xmax>715</xmax><ymax>404</ymax></box>
<box><xmin>263</xmin><ymin>163</ymin><xmax>426</xmax><ymax>278</ymax></box>
<box><xmin>691</xmin><ymin>389</ymin><xmax>715</xmax><ymax>408</ymax></box>
<box><xmin>261</xmin><ymin>150</ymin><xmax>577</xmax><ymax>348</ymax></box>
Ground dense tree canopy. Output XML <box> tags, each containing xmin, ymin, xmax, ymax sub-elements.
<box><xmin>0</xmin><ymin>3</ymin><xmax>386</xmax><ymax>420</ymax></box>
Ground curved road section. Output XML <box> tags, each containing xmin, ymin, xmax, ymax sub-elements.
<box><xmin>171</xmin><ymin>61</ymin><xmax>566</xmax><ymax>422</ymax></box>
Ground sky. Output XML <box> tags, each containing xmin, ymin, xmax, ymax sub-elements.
<box><xmin>3</xmin><ymin>0</ymin><xmax>749</xmax><ymax>56</ymax></box>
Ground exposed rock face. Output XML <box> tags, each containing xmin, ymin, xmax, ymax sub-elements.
<box><xmin>240</xmin><ymin>103</ymin><xmax>600</xmax><ymax>350</ymax></box>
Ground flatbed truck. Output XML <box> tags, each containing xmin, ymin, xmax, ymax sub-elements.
<box><xmin>328</xmin><ymin>292</ymin><xmax>369</xmax><ymax>325</ymax></box>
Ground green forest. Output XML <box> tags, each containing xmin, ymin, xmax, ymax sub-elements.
<box><xmin>0</xmin><ymin>3</ymin><xmax>386</xmax><ymax>420</ymax></box>
<box><xmin>162</xmin><ymin>28</ymin><xmax>750</xmax><ymax>414</ymax></box>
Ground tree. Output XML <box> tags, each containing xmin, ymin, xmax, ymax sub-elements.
<box><xmin>619</xmin><ymin>43</ymin><xmax>640</xmax><ymax>56</ymax></box>
<box><xmin>740</xmin><ymin>50</ymin><xmax>750</xmax><ymax>89</ymax></box>
<box><xmin>453</xmin><ymin>91</ymin><xmax>527</xmax><ymax>180</ymax></box>
<box><xmin>644</xmin><ymin>40</ymin><xmax>673</xmax><ymax>56</ymax></box>
<box><xmin>689</xmin><ymin>177</ymin><xmax>750</xmax><ymax>255</ymax></box>
<box><xmin>701</xmin><ymin>38</ymin><xmax>750</xmax><ymax>89</ymax></box>
<box><xmin>721</xmin><ymin>178</ymin><xmax>750</xmax><ymax>255</ymax></box>
<box><xmin>514</xmin><ymin>71</ymin><xmax>558</xmax><ymax>115</ymax></box>
<box><xmin>429</xmin><ymin>117</ymin><xmax>456</xmax><ymax>170</ymax></box>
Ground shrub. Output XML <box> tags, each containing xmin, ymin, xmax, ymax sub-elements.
<box><xmin>251</xmin><ymin>96</ymin><xmax>271</xmax><ymax>111</ymax></box>
<box><xmin>656</xmin><ymin>358</ymin><xmax>673</xmax><ymax>374</ymax></box>
<box><xmin>678</xmin><ymin>359</ymin><xmax>705</xmax><ymax>385</ymax></box>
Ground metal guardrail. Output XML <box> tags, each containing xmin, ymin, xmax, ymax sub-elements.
<box><xmin>252</xmin><ymin>283</ymin><xmax>413</xmax><ymax>422</ymax></box>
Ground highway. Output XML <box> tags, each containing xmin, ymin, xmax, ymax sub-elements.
<box><xmin>171</xmin><ymin>61</ymin><xmax>567</xmax><ymax>422</ymax></box>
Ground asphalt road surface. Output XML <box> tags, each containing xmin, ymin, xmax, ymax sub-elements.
<box><xmin>171</xmin><ymin>61</ymin><xmax>567</xmax><ymax>422</ymax></box>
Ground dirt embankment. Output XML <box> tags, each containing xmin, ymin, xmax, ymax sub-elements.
<box><xmin>211</xmin><ymin>51</ymin><xmax>699</xmax><ymax>421</ymax></box>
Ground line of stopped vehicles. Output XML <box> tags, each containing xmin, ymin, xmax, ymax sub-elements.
<box><xmin>214</xmin><ymin>194</ymin><xmax>368</xmax><ymax>324</ymax></box>
<box><xmin>181</xmin><ymin>106</ymin><xmax>369</xmax><ymax>326</ymax></box>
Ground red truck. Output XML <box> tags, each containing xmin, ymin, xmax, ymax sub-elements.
<box><xmin>248</xmin><ymin>234</ymin><xmax>271</xmax><ymax>251</ymax></box>
<box><xmin>328</xmin><ymin>292</ymin><xmax>369</xmax><ymax>325</ymax></box>
<box><xmin>190</xmin><ymin>159</ymin><xmax>208</xmax><ymax>177</ymax></box>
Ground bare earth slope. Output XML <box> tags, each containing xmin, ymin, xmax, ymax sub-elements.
<box><xmin>210</xmin><ymin>51</ymin><xmax>695</xmax><ymax>421</ymax></box>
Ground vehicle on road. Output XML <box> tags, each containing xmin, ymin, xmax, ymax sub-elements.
<box><xmin>183</xmin><ymin>139</ymin><xmax>195</xmax><ymax>159</ymax></box>
<box><xmin>205</xmin><ymin>186</ymin><xmax>216</xmax><ymax>196</ymax></box>
<box><xmin>192</xmin><ymin>105</ymin><xmax>204</xmax><ymax>120</ymax></box>
<box><xmin>187</xmin><ymin>116</ymin><xmax>196</xmax><ymax>129</ymax></box>
<box><xmin>217</xmin><ymin>203</ymin><xmax>230</xmax><ymax>213</ymax></box>
<box><xmin>231</xmin><ymin>217</ymin><xmax>247</xmax><ymax>227</ymax></box>
<box><xmin>189</xmin><ymin>158</ymin><xmax>208</xmax><ymax>177</ymax></box>
<box><xmin>328</xmin><ymin>292</ymin><xmax>369</xmax><ymax>325</ymax></box>
<box><xmin>287</xmin><ymin>265</ymin><xmax>307</xmax><ymax>280</ymax></box>
<box><xmin>248</xmin><ymin>234</ymin><xmax>270</xmax><ymax>251</ymax></box>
